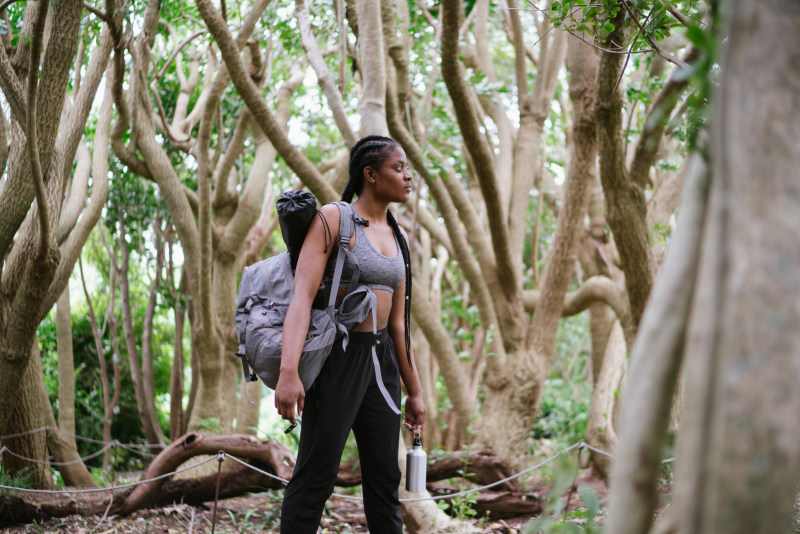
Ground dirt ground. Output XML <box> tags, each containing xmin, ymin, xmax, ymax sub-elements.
<box><xmin>1</xmin><ymin>470</ymin><xmax>608</xmax><ymax>533</ymax></box>
<box><xmin>2</xmin><ymin>491</ymin><xmax>534</xmax><ymax>533</ymax></box>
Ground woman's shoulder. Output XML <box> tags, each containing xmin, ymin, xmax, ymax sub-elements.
<box><xmin>318</xmin><ymin>202</ymin><xmax>343</xmax><ymax>217</ymax></box>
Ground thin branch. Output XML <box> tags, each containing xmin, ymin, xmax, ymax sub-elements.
<box><xmin>83</xmin><ymin>1</ymin><xmax>108</xmax><ymax>22</ymax></box>
<box><xmin>621</xmin><ymin>0</ymin><xmax>689</xmax><ymax>69</ymax></box>
<box><xmin>521</xmin><ymin>2</ymin><xmax>660</xmax><ymax>57</ymax></box>
<box><xmin>155</xmin><ymin>29</ymin><xmax>205</xmax><ymax>82</ymax></box>
<box><xmin>0</xmin><ymin>31</ymin><xmax>26</xmax><ymax>123</ymax></box>
<box><xmin>0</xmin><ymin>0</ymin><xmax>24</xmax><ymax>14</ymax></box>
<box><xmin>612</xmin><ymin>13</ymin><xmax>647</xmax><ymax>96</ymax></box>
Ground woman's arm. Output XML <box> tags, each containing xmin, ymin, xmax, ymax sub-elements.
<box><xmin>388</xmin><ymin>278</ymin><xmax>426</xmax><ymax>432</ymax></box>
<box><xmin>274</xmin><ymin>204</ymin><xmax>340</xmax><ymax>425</ymax></box>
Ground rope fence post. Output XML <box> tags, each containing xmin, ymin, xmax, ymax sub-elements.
<box><xmin>211</xmin><ymin>451</ymin><xmax>225</xmax><ymax>534</ymax></box>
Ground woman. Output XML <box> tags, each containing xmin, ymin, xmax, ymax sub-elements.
<box><xmin>276</xmin><ymin>135</ymin><xmax>426</xmax><ymax>533</ymax></box>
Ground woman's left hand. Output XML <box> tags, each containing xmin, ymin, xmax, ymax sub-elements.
<box><xmin>402</xmin><ymin>393</ymin><xmax>426</xmax><ymax>433</ymax></box>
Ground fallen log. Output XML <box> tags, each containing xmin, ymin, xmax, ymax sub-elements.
<box><xmin>119</xmin><ymin>432</ymin><xmax>295</xmax><ymax>514</ymax></box>
<box><xmin>0</xmin><ymin>435</ymin><xmax>552</xmax><ymax>527</ymax></box>
<box><xmin>336</xmin><ymin>448</ymin><xmax>518</xmax><ymax>492</ymax></box>
<box><xmin>428</xmin><ymin>483</ymin><xmax>544</xmax><ymax>520</ymax></box>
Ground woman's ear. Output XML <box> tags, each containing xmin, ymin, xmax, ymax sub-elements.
<box><xmin>364</xmin><ymin>166</ymin><xmax>375</xmax><ymax>184</ymax></box>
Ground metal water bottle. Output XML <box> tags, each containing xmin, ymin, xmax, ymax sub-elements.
<box><xmin>405</xmin><ymin>433</ymin><xmax>427</xmax><ymax>493</ymax></box>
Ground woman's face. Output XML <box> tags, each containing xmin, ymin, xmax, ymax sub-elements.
<box><xmin>369</xmin><ymin>146</ymin><xmax>413</xmax><ymax>203</ymax></box>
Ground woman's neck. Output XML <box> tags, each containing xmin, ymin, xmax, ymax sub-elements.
<box><xmin>352</xmin><ymin>197</ymin><xmax>389</xmax><ymax>225</ymax></box>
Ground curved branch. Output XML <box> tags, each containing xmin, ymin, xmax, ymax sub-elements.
<box><xmin>120</xmin><ymin>433</ymin><xmax>296</xmax><ymax>515</ymax></box>
<box><xmin>441</xmin><ymin>0</ymin><xmax>519</xmax><ymax>302</ymax></box>
<box><xmin>0</xmin><ymin>32</ymin><xmax>27</xmax><ymax>124</ymax></box>
<box><xmin>219</xmin><ymin>65</ymin><xmax>304</xmax><ymax>250</ymax></box>
<box><xmin>0</xmin><ymin>0</ymin><xmax>24</xmax><ymax>15</ymax></box>
<box><xmin>629</xmin><ymin>46</ymin><xmax>699</xmax><ymax>189</ymax></box>
<box><xmin>155</xmin><ymin>29</ymin><xmax>205</xmax><ymax>82</ymax></box>
<box><xmin>195</xmin><ymin>0</ymin><xmax>338</xmax><ymax>203</ymax></box>
<box><xmin>82</xmin><ymin>1</ymin><xmax>108</xmax><ymax>22</ymax></box>
<box><xmin>295</xmin><ymin>0</ymin><xmax>356</xmax><ymax>147</ymax></box>
<box><xmin>26</xmin><ymin>0</ymin><xmax>50</xmax><ymax>252</ymax></box>
<box><xmin>43</xmin><ymin>75</ymin><xmax>114</xmax><ymax>316</ymax></box>
<box><xmin>523</xmin><ymin>275</ymin><xmax>632</xmax><ymax>340</ymax></box>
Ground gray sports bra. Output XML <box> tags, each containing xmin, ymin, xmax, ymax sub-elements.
<box><xmin>323</xmin><ymin>210</ymin><xmax>405</xmax><ymax>293</ymax></box>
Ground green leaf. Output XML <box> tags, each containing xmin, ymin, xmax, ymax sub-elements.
<box><xmin>578</xmin><ymin>485</ymin><xmax>600</xmax><ymax>519</ymax></box>
<box><xmin>604</xmin><ymin>21</ymin><xmax>615</xmax><ymax>33</ymax></box>
<box><xmin>685</xmin><ymin>24</ymin><xmax>707</xmax><ymax>47</ymax></box>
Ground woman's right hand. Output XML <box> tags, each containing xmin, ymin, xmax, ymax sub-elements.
<box><xmin>274</xmin><ymin>371</ymin><xmax>305</xmax><ymax>426</ymax></box>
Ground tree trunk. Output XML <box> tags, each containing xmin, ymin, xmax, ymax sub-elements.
<box><xmin>594</xmin><ymin>6</ymin><xmax>653</xmax><ymax>330</ymax></box>
<box><xmin>32</xmin><ymin>342</ymin><xmax>96</xmax><ymax>488</ymax></box>
<box><xmin>55</xmin><ymin>287</ymin><xmax>77</xmax><ymax>437</ymax></box>
<box><xmin>117</xmin><ymin>226</ymin><xmax>165</xmax><ymax>448</ymax></box>
<box><xmin>169</xmin><ymin>269</ymin><xmax>186</xmax><ymax>442</ymax></box>
<box><xmin>475</xmin><ymin>31</ymin><xmax>597</xmax><ymax>466</ymax></box>
<box><xmin>608</xmin><ymin>1</ymin><xmax>800</xmax><ymax>533</ymax></box>
<box><xmin>2</xmin><ymin>345</ymin><xmax>53</xmax><ymax>489</ymax></box>
<box><xmin>355</xmin><ymin>0</ymin><xmax>389</xmax><ymax>136</ymax></box>
<box><xmin>584</xmin><ymin>319</ymin><xmax>625</xmax><ymax>478</ymax></box>
<box><xmin>80</xmin><ymin>256</ymin><xmax>116</xmax><ymax>469</ymax></box>
<box><xmin>51</xmin><ymin>286</ymin><xmax>95</xmax><ymax>486</ymax></box>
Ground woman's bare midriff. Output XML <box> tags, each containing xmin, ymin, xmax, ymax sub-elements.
<box><xmin>323</xmin><ymin>287</ymin><xmax>394</xmax><ymax>332</ymax></box>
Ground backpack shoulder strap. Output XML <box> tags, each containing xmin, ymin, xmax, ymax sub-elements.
<box><xmin>334</xmin><ymin>201</ymin><xmax>354</xmax><ymax>247</ymax></box>
<box><xmin>327</xmin><ymin>202</ymin><xmax>360</xmax><ymax>309</ymax></box>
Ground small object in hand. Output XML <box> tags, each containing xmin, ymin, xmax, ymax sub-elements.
<box><xmin>405</xmin><ymin>432</ymin><xmax>427</xmax><ymax>493</ymax></box>
<box><xmin>285</xmin><ymin>423</ymin><xmax>297</xmax><ymax>434</ymax></box>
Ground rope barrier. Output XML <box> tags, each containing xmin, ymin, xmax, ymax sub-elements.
<box><xmin>0</xmin><ymin>426</ymin><xmax>163</xmax><ymax>449</ymax></box>
<box><xmin>0</xmin><ymin>433</ymin><xmax>675</xmax><ymax>502</ymax></box>
<box><xmin>0</xmin><ymin>455</ymin><xmax>218</xmax><ymax>495</ymax></box>
<box><xmin>224</xmin><ymin>441</ymin><xmax>629</xmax><ymax>503</ymax></box>
<box><xmin>0</xmin><ymin>441</ymin><xmax>118</xmax><ymax>466</ymax></box>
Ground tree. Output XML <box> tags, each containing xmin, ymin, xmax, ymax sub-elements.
<box><xmin>606</xmin><ymin>0</ymin><xmax>800</xmax><ymax>532</ymax></box>
<box><xmin>108</xmin><ymin>0</ymin><xmax>306</xmax><ymax>435</ymax></box>
<box><xmin>0</xmin><ymin>0</ymin><xmax>112</xmax><ymax>486</ymax></box>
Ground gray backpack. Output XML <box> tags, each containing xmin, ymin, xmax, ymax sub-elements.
<box><xmin>235</xmin><ymin>202</ymin><xmax>400</xmax><ymax>413</ymax></box>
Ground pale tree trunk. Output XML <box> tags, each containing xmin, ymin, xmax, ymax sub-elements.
<box><xmin>118</xmin><ymin>225</ymin><xmax>166</xmax><ymax>448</ymax></box>
<box><xmin>108</xmin><ymin>0</ymin><xmax>288</xmax><ymax>435</ymax></box>
<box><xmin>608</xmin><ymin>2</ymin><xmax>800</xmax><ymax>533</ymax></box>
<box><xmin>604</xmin><ymin>155</ymin><xmax>708</xmax><ymax>534</ymax></box>
<box><xmin>80</xmin><ymin>256</ymin><xmax>116</xmax><ymax>469</ymax></box>
<box><xmin>141</xmin><ymin>223</ymin><xmax>165</xmax><ymax>435</ymax></box>
<box><xmin>506</xmin><ymin>5</ymin><xmax>566</xmax><ymax>264</ymax></box>
<box><xmin>55</xmin><ymin>287</ymin><xmax>81</xmax><ymax>447</ymax></box>
<box><xmin>584</xmin><ymin>319</ymin><xmax>625</xmax><ymax>477</ymax></box>
<box><xmin>168</xmin><ymin>262</ymin><xmax>186</xmax><ymax>442</ymax></box>
<box><xmin>355</xmin><ymin>0</ymin><xmax>389</xmax><ymax>136</ymax></box>
<box><xmin>32</xmin><ymin>342</ymin><xmax>96</xmax><ymax>487</ymax></box>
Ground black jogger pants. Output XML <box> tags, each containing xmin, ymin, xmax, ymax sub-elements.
<box><xmin>280</xmin><ymin>328</ymin><xmax>403</xmax><ymax>534</ymax></box>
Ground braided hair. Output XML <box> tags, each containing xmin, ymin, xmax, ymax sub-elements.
<box><xmin>343</xmin><ymin>135</ymin><xmax>413</xmax><ymax>369</ymax></box>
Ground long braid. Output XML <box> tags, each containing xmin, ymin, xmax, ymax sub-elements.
<box><xmin>343</xmin><ymin>135</ymin><xmax>414</xmax><ymax>369</ymax></box>
<box><xmin>387</xmin><ymin>209</ymin><xmax>413</xmax><ymax>369</ymax></box>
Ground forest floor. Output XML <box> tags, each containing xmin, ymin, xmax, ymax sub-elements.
<box><xmin>2</xmin><ymin>492</ymin><xmax>531</xmax><ymax>533</ymax></box>
<box><xmin>2</xmin><ymin>472</ymin><xmax>608</xmax><ymax>533</ymax></box>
